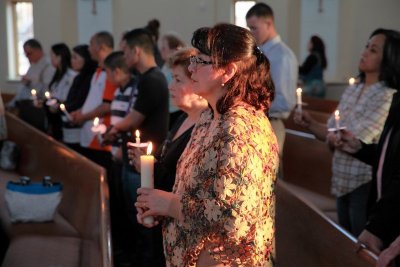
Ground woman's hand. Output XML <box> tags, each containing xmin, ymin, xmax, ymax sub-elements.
<box><xmin>358</xmin><ymin>230</ymin><xmax>383</xmax><ymax>255</ymax></box>
<box><xmin>135</xmin><ymin>188</ymin><xmax>181</xmax><ymax>225</ymax></box>
<box><xmin>293</xmin><ymin>109</ymin><xmax>313</xmax><ymax>129</ymax></box>
<box><xmin>376</xmin><ymin>235</ymin><xmax>400</xmax><ymax>267</ymax></box>
<box><xmin>327</xmin><ymin>129</ymin><xmax>362</xmax><ymax>154</ymax></box>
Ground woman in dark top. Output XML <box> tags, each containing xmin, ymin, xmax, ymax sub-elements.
<box><xmin>128</xmin><ymin>47</ymin><xmax>208</xmax><ymax>191</ymax></box>
<box><xmin>62</xmin><ymin>44</ymin><xmax>97</xmax><ymax>152</ymax></box>
<box><xmin>299</xmin><ymin>35</ymin><xmax>327</xmax><ymax>98</ymax></box>
<box><xmin>127</xmin><ymin>47</ymin><xmax>208</xmax><ymax>266</ymax></box>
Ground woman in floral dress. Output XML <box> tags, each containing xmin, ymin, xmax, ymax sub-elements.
<box><xmin>136</xmin><ymin>23</ymin><xmax>279</xmax><ymax>266</ymax></box>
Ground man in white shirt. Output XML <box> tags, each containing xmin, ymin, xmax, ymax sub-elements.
<box><xmin>7</xmin><ymin>39</ymin><xmax>55</xmax><ymax>107</ymax></box>
<box><xmin>246</xmin><ymin>3</ymin><xmax>298</xmax><ymax>157</ymax></box>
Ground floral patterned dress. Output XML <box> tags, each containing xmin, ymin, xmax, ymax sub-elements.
<box><xmin>163</xmin><ymin>103</ymin><xmax>279</xmax><ymax>266</ymax></box>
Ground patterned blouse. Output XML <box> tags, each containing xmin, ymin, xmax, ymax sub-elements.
<box><xmin>163</xmin><ymin>103</ymin><xmax>279</xmax><ymax>266</ymax></box>
<box><xmin>327</xmin><ymin>82</ymin><xmax>395</xmax><ymax>197</ymax></box>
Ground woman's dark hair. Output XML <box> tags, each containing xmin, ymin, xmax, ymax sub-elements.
<box><xmin>49</xmin><ymin>43</ymin><xmax>71</xmax><ymax>89</ymax></box>
<box><xmin>191</xmin><ymin>23</ymin><xmax>274</xmax><ymax>114</ymax></box>
<box><xmin>72</xmin><ymin>44</ymin><xmax>97</xmax><ymax>78</ymax></box>
<box><xmin>359</xmin><ymin>29</ymin><xmax>400</xmax><ymax>90</ymax></box>
<box><xmin>168</xmin><ymin>47</ymin><xmax>197</xmax><ymax>77</ymax></box>
<box><xmin>310</xmin><ymin>35</ymin><xmax>327</xmax><ymax>69</ymax></box>
<box><xmin>145</xmin><ymin>19</ymin><xmax>161</xmax><ymax>42</ymax></box>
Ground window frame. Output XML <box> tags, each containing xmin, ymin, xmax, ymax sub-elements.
<box><xmin>7</xmin><ymin>0</ymin><xmax>33</xmax><ymax>80</ymax></box>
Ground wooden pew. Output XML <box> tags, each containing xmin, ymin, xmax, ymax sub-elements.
<box><xmin>277</xmin><ymin>98</ymin><xmax>377</xmax><ymax>266</ymax></box>
<box><xmin>276</xmin><ymin>180</ymin><xmax>377</xmax><ymax>267</ymax></box>
<box><xmin>0</xmin><ymin>112</ymin><xmax>112</xmax><ymax>267</ymax></box>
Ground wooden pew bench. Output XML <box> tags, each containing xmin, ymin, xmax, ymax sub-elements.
<box><xmin>0</xmin><ymin>112</ymin><xmax>112</xmax><ymax>267</ymax></box>
<box><xmin>276</xmin><ymin>180</ymin><xmax>377</xmax><ymax>267</ymax></box>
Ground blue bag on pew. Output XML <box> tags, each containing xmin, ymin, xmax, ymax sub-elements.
<box><xmin>4</xmin><ymin>176</ymin><xmax>63</xmax><ymax>223</ymax></box>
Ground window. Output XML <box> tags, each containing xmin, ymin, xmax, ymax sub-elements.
<box><xmin>234</xmin><ymin>1</ymin><xmax>256</xmax><ymax>29</ymax></box>
<box><xmin>7</xmin><ymin>0</ymin><xmax>34</xmax><ymax>79</ymax></box>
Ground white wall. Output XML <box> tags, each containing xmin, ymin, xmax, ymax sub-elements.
<box><xmin>77</xmin><ymin>0</ymin><xmax>113</xmax><ymax>44</ymax></box>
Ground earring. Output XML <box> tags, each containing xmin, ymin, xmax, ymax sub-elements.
<box><xmin>221</xmin><ymin>83</ymin><xmax>225</xmax><ymax>87</ymax></box>
<box><xmin>198</xmin><ymin>96</ymin><xmax>203</xmax><ymax>100</ymax></box>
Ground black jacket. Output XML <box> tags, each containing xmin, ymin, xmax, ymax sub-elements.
<box><xmin>354</xmin><ymin>91</ymin><xmax>400</xmax><ymax>247</ymax></box>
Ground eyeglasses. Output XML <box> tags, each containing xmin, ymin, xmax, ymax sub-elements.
<box><xmin>189</xmin><ymin>56</ymin><xmax>212</xmax><ymax>67</ymax></box>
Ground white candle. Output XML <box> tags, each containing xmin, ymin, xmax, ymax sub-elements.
<box><xmin>91</xmin><ymin>117</ymin><xmax>107</xmax><ymax>134</ymax></box>
<box><xmin>91</xmin><ymin>117</ymin><xmax>107</xmax><ymax>144</ymax></box>
<box><xmin>348</xmin><ymin>77</ymin><xmax>356</xmax><ymax>85</ymax></box>
<box><xmin>31</xmin><ymin>89</ymin><xmax>38</xmax><ymax>106</ymax></box>
<box><xmin>296</xmin><ymin>87</ymin><xmax>302</xmax><ymax>112</ymax></box>
<box><xmin>141</xmin><ymin>142</ymin><xmax>154</xmax><ymax>225</ymax></box>
<box><xmin>334</xmin><ymin>110</ymin><xmax>341</xmax><ymax>129</ymax></box>
<box><xmin>59</xmin><ymin>103</ymin><xmax>72</xmax><ymax>121</ymax></box>
<box><xmin>135</xmin><ymin>130</ymin><xmax>140</xmax><ymax>145</ymax></box>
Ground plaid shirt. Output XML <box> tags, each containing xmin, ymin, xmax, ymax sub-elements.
<box><xmin>327</xmin><ymin>82</ymin><xmax>395</xmax><ymax>197</ymax></box>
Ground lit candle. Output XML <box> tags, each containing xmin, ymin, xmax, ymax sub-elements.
<box><xmin>59</xmin><ymin>103</ymin><xmax>72</xmax><ymax>121</ymax></box>
<box><xmin>334</xmin><ymin>110</ymin><xmax>341</xmax><ymax>129</ymax></box>
<box><xmin>31</xmin><ymin>89</ymin><xmax>38</xmax><ymax>106</ymax></box>
<box><xmin>127</xmin><ymin>130</ymin><xmax>148</xmax><ymax>148</ymax></box>
<box><xmin>141</xmin><ymin>142</ymin><xmax>154</xmax><ymax>226</ymax></box>
<box><xmin>91</xmin><ymin>117</ymin><xmax>107</xmax><ymax>144</ymax></box>
<box><xmin>348</xmin><ymin>77</ymin><xmax>356</xmax><ymax>85</ymax></box>
<box><xmin>45</xmin><ymin>91</ymin><xmax>57</xmax><ymax>106</ymax></box>
<box><xmin>136</xmin><ymin>130</ymin><xmax>140</xmax><ymax>145</ymax></box>
<box><xmin>296</xmin><ymin>87</ymin><xmax>302</xmax><ymax>112</ymax></box>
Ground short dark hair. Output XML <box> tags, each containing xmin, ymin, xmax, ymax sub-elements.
<box><xmin>23</xmin><ymin>39</ymin><xmax>42</xmax><ymax>50</ymax></box>
<box><xmin>94</xmin><ymin>31</ymin><xmax>114</xmax><ymax>49</ymax></box>
<box><xmin>122</xmin><ymin>28</ymin><xmax>154</xmax><ymax>55</ymax></box>
<box><xmin>246</xmin><ymin>2</ymin><xmax>274</xmax><ymax>20</ymax></box>
<box><xmin>104</xmin><ymin>51</ymin><xmax>129</xmax><ymax>73</ymax></box>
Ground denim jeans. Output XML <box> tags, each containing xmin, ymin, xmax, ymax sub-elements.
<box><xmin>336</xmin><ymin>182</ymin><xmax>371</xmax><ymax>237</ymax></box>
<box><xmin>121</xmin><ymin>164</ymin><xmax>141</xmax><ymax>225</ymax></box>
<box><xmin>120</xmin><ymin>164</ymin><xmax>166</xmax><ymax>266</ymax></box>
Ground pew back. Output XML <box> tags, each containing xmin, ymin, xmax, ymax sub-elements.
<box><xmin>0</xmin><ymin>112</ymin><xmax>112</xmax><ymax>267</ymax></box>
<box><xmin>276</xmin><ymin>180</ymin><xmax>377</xmax><ymax>267</ymax></box>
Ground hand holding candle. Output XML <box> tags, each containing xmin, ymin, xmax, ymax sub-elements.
<box><xmin>91</xmin><ymin>117</ymin><xmax>107</xmax><ymax>144</ymax></box>
<box><xmin>59</xmin><ymin>103</ymin><xmax>72</xmax><ymax>121</ymax></box>
<box><xmin>141</xmin><ymin>142</ymin><xmax>154</xmax><ymax>225</ymax></box>
<box><xmin>296</xmin><ymin>87</ymin><xmax>303</xmax><ymax>113</ymax></box>
<box><xmin>45</xmin><ymin>91</ymin><xmax>57</xmax><ymax>106</ymax></box>
<box><xmin>127</xmin><ymin>130</ymin><xmax>148</xmax><ymax>148</ymax></box>
<box><xmin>31</xmin><ymin>89</ymin><xmax>38</xmax><ymax>106</ymax></box>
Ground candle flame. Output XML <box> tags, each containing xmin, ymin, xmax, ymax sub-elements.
<box><xmin>296</xmin><ymin>87</ymin><xmax>302</xmax><ymax>94</ymax></box>
<box><xmin>31</xmin><ymin>89</ymin><xmax>37</xmax><ymax>96</ymax></box>
<box><xmin>93</xmin><ymin>117</ymin><xmax>99</xmax><ymax>127</ymax></box>
<box><xmin>334</xmin><ymin>110</ymin><xmax>340</xmax><ymax>118</ymax></box>
<box><xmin>59</xmin><ymin>103</ymin><xmax>66</xmax><ymax>111</ymax></box>
<box><xmin>147</xmin><ymin>142</ymin><xmax>152</xmax><ymax>155</ymax></box>
<box><xmin>45</xmin><ymin>91</ymin><xmax>50</xmax><ymax>99</ymax></box>
<box><xmin>349</xmin><ymin>77</ymin><xmax>355</xmax><ymax>85</ymax></box>
<box><xmin>135</xmin><ymin>130</ymin><xmax>140</xmax><ymax>138</ymax></box>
